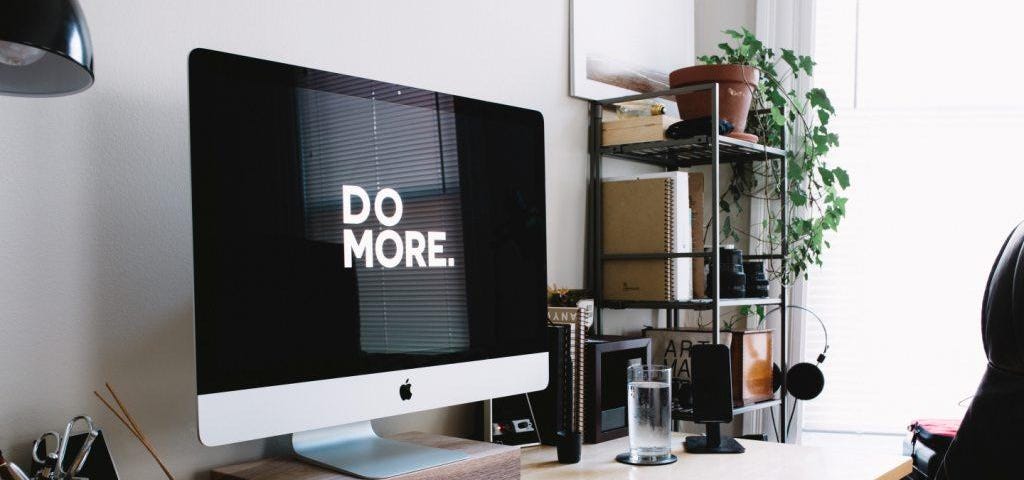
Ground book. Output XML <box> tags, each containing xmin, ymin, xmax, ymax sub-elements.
<box><xmin>689</xmin><ymin>172</ymin><xmax>706</xmax><ymax>298</ymax></box>
<box><xmin>527</xmin><ymin>325</ymin><xmax>568</xmax><ymax>445</ymax></box>
<box><xmin>601</xmin><ymin>172</ymin><xmax>692</xmax><ymax>301</ymax></box>
<box><xmin>546</xmin><ymin>303</ymin><xmax>589</xmax><ymax>434</ymax></box>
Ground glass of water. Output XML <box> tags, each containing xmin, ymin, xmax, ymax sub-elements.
<box><xmin>618</xmin><ymin>364</ymin><xmax>676</xmax><ymax>465</ymax></box>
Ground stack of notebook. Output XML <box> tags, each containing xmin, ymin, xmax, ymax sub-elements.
<box><xmin>544</xmin><ymin>301</ymin><xmax>591</xmax><ymax>441</ymax></box>
<box><xmin>602</xmin><ymin>172</ymin><xmax>693</xmax><ymax>301</ymax></box>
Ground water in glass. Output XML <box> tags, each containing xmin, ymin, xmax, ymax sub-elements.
<box><xmin>627</xmin><ymin>365</ymin><xmax>672</xmax><ymax>462</ymax></box>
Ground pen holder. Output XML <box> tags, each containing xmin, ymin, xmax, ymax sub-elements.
<box><xmin>556</xmin><ymin>431</ymin><xmax>582</xmax><ymax>464</ymax></box>
<box><xmin>31</xmin><ymin>430</ymin><xmax>120</xmax><ymax>479</ymax></box>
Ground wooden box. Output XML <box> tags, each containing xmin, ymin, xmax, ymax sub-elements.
<box><xmin>601</xmin><ymin>115</ymin><xmax>678</xmax><ymax>146</ymax></box>
<box><xmin>643</xmin><ymin>328</ymin><xmax>774</xmax><ymax>406</ymax></box>
<box><xmin>211</xmin><ymin>432</ymin><xmax>519</xmax><ymax>480</ymax></box>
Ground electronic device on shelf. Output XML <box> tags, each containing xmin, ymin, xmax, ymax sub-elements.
<box><xmin>684</xmin><ymin>344</ymin><xmax>745</xmax><ymax>454</ymax></box>
<box><xmin>705</xmin><ymin>245</ymin><xmax>746</xmax><ymax>298</ymax></box>
<box><xmin>188</xmin><ymin>49</ymin><xmax>548</xmax><ymax>479</ymax></box>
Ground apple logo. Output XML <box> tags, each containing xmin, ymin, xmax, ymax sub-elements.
<box><xmin>399</xmin><ymin>379</ymin><xmax>412</xmax><ymax>401</ymax></box>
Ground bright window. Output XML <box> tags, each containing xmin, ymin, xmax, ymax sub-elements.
<box><xmin>802</xmin><ymin>0</ymin><xmax>1024</xmax><ymax>450</ymax></box>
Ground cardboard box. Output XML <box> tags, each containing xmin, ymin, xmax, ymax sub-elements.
<box><xmin>643</xmin><ymin>328</ymin><xmax>774</xmax><ymax>406</ymax></box>
<box><xmin>601</xmin><ymin>115</ymin><xmax>678</xmax><ymax>146</ymax></box>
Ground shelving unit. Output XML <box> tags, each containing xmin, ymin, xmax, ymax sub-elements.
<box><xmin>585</xmin><ymin>83</ymin><xmax>792</xmax><ymax>441</ymax></box>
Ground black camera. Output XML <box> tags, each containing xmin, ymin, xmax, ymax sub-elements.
<box><xmin>705</xmin><ymin>245</ymin><xmax>746</xmax><ymax>298</ymax></box>
<box><xmin>744</xmin><ymin>261</ymin><xmax>770</xmax><ymax>298</ymax></box>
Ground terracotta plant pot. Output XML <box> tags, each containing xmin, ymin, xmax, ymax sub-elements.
<box><xmin>668</xmin><ymin>65</ymin><xmax>760</xmax><ymax>139</ymax></box>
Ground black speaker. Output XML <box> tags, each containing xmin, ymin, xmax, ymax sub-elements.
<box><xmin>684</xmin><ymin>344</ymin><xmax>745</xmax><ymax>454</ymax></box>
<box><xmin>787</xmin><ymin>362</ymin><xmax>825</xmax><ymax>401</ymax></box>
<box><xmin>771</xmin><ymin>359</ymin><xmax>826</xmax><ymax>401</ymax></box>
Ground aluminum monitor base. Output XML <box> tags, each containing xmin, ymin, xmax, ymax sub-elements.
<box><xmin>292</xmin><ymin>422</ymin><xmax>469</xmax><ymax>479</ymax></box>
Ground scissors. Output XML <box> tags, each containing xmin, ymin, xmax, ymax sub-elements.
<box><xmin>31</xmin><ymin>416</ymin><xmax>99</xmax><ymax>480</ymax></box>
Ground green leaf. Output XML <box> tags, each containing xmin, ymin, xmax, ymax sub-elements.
<box><xmin>771</xmin><ymin>107</ymin><xmax>786</xmax><ymax>126</ymax></box>
<box><xmin>818</xmin><ymin>166</ymin><xmax>834</xmax><ymax>186</ymax></box>
<box><xmin>747</xmin><ymin>37</ymin><xmax>764</xmax><ymax>55</ymax></box>
<box><xmin>724</xmin><ymin>29</ymin><xmax>744</xmax><ymax>39</ymax></box>
<box><xmin>807</xmin><ymin>88</ymin><xmax>835</xmax><ymax>113</ymax></box>
<box><xmin>799</xmin><ymin>55</ymin><xmax>816</xmax><ymax>75</ymax></box>
<box><xmin>789</xmin><ymin>189</ymin><xmax>808</xmax><ymax>206</ymax></box>
<box><xmin>833</xmin><ymin>167</ymin><xmax>850</xmax><ymax>189</ymax></box>
<box><xmin>827</xmin><ymin>132</ymin><xmax>840</xmax><ymax>147</ymax></box>
<box><xmin>817</xmin><ymin>109</ymin><xmax>830</xmax><ymax>126</ymax></box>
<box><xmin>787</xmin><ymin>157</ymin><xmax>803</xmax><ymax>182</ymax></box>
<box><xmin>780</xmin><ymin>49</ymin><xmax>799</xmax><ymax>74</ymax></box>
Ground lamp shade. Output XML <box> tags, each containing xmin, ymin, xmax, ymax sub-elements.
<box><xmin>0</xmin><ymin>0</ymin><xmax>94</xmax><ymax>96</ymax></box>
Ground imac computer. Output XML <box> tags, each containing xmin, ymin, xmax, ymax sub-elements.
<box><xmin>188</xmin><ymin>49</ymin><xmax>548</xmax><ymax>478</ymax></box>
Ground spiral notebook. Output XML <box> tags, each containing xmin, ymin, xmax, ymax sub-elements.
<box><xmin>602</xmin><ymin>172</ymin><xmax>692</xmax><ymax>301</ymax></box>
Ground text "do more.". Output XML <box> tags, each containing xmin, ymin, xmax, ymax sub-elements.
<box><xmin>341</xmin><ymin>185</ymin><xmax>454</xmax><ymax>269</ymax></box>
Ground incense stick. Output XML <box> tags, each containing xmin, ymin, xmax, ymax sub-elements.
<box><xmin>94</xmin><ymin>384</ymin><xmax>176</xmax><ymax>480</ymax></box>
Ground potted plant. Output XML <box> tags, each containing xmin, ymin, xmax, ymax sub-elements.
<box><xmin>669</xmin><ymin>64</ymin><xmax>760</xmax><ymax>141</ymax></box>
<box><xmin>674</xmin><ymin>28</ymin><xmax>849</xmax><ymax>283</ymax></box>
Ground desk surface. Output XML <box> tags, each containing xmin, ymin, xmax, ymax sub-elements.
<box><xmin>521</xmin><ymin>433</ymin><xmax>912</xmax><ymax>480</ymax></box>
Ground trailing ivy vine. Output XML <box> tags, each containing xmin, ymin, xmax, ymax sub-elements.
<box><xmin>699</xmin><ymin>28</ymin><xmax>848</xmax><ymax>283</ymax></box>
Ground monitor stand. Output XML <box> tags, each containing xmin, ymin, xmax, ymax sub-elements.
<box><xmin>683</xmin><ymin>423</ymin><xmax>745</xmax><ymax>454</ymax></box>
<box><xmin>292</xmin><ymin>421</ymin><xmax>469</xmax><ymax>479</ymax></box>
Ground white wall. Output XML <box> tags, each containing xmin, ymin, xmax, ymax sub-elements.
<box><xmin>696</xmin><ymin>0</ymin><xmax>758</xmax><ymax>57</ymax></box>
<box><xmin>0</xmin><ymin>0</ymin><xmax>752</xmax><ymax>478</ymax></box>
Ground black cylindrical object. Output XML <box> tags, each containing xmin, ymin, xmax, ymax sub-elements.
<box><xmin>705</xmin><ymin>246</ymin><xmax>746</xmax><ymax>298</ymax></box>
<box><xmin>556</xmin><ymin>431</ymin><xmax>582</xmax><ymax>464</ymax></box>
<box><xmin>744</xmin><ymin>261</ymin><xmax>770</xmax><ymax>298</ymax></box>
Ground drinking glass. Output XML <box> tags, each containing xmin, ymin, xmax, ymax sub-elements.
<box><xmin>619</xmin><ymin>364</ymin><xmax>675</xmax><ymax>465</ymax></box>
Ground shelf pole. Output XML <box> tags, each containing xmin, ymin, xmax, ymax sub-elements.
<box><xmin>711</xmin><ymin>83</ymin><xmax>721</xmax><ymax>345</ymax></box>
<box><xmin>590</xmin><ymin>101</ymin><xmax>604</xmax><ymax>334</ymax></box>
<box><xmin>779</xmin><ymin>108</ymin><xmax>790</xmax><ymax>443</ymax></box>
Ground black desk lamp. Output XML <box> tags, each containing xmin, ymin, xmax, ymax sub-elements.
<box><xmin>0</xmin><ymin>0</ymin><xmax>94</xmax><ymax>96</ymax></box>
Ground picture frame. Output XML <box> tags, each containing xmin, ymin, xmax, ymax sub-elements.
<box><xmin>570</xmin><ymin>0</ymin><xmax>695</xmax><ymax>101</ymax></box>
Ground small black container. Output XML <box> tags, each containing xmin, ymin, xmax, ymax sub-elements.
<box><xmin>705</xmin><ymin>246</ymin><xmax>746</xmax><ymax>298</ymax></box>
<box><xmin>556</xmin><ymin>431</ymin><xmax>582</xmax><ymax>464</ymax></box>
<box><xmin>743</xmin><ymin>261</ymin><xmax>770</xmax><ymax>298</ymax></box>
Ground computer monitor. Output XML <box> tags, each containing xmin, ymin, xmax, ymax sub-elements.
<box><xmin>188</xmin><ymin>49</ymin><xmax>548</xmax><ymax>478</ymax></box>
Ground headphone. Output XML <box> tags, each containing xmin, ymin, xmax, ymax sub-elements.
<box><xmin>769</xmin><ymin>305</ymin><xmax>830</xmax><ymax>401</ymax></box>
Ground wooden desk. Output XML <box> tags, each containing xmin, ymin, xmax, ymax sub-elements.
<box><xmin>521</xmin><ymin>433</ymin><xmax>912</xmax><ymax>480</ymax></box>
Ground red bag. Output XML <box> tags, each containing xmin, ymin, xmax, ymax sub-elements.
<box><xmin>910</xmin><ymin>419</ymin><xmax>960</xmax><ymax>451</ymax></box>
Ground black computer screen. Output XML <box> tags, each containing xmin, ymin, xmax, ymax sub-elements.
<box><xmin>188</xmin><ymin>49</ymin><xmax>547</xmax><ymax>395</ymax></box>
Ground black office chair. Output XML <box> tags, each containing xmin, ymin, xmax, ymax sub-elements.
<box><xmin>937</xmin><ymin>222</ymin><xmax>1024</xmax><ymax>479</ymax></box>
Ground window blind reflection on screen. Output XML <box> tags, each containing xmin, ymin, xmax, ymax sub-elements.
<box><xmin>296</xmin><ymin>81</ymin><xmax>469</xmax><ymax>355</ymax></box>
